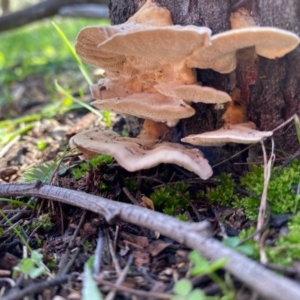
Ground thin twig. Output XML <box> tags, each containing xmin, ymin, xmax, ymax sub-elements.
<box><xmin>105</xmin><ymin>255</ymin><xmax>133</xmax><ymax>300</ymax></box>
<box><xmin>106</xmin><ymin>229</ymin><xmax>121</xmax><ymax>275</ymax></box>
<box><xmin>60</xmin><ymin>235</ymin><xmax>89</xmax><ymax>276</ymax></box>
<box><xmin>1</xmin><ymin>274</ymin><xmax>69</xmax><ymax>300</ymax></box>
<box><xmin>97</xmin><ymin>276</ymin><xmax>172</xmax><ymax>300</ymax></box>
<box><xmin>213</xmin><ymin>209</ymin><xmax>227</xmax><ymax>238</ymax></box>
<box><xmin>259</xmin><ymin>229</ymin><xmax>269</xmax><ymax>264</ymax></box>
<box><xmin>0</xmin><ymin>277</ymin><xmax>16</xmax><ymax>287</ymax></box>
<box><xmin>123</xmin><ymin>187</ymin><xmax>139</xmax><ymax>205</ymax></box>
<box><xmin>272</xmin><ymin>115</ymin><xmax>295</xmax><ymax>133</ymax></box>
<box><xmin>113</xmin><ymin>225</ymin><xmax>119</xmax><ymax>253</ymax></box>
<box><xmin>237</xmin><ymin>204</ymin><xmax>270</xmax><ymax>246</ymax></box>
<box><xmin>256</xmin><ymin>139</ymin><xmax>275</xmax><ymax>239</ymax></box>
<box><xmin>57</xmin><ymin>211</ymin><xmax>86</xmax><ymax>275</ymax></box>
<box><xmin>58</xmin><ymin>202</ymin><xmax>64</xmax><ymax>235</ymax></box>
<box><xmin>212</xmin><ymin>145</ymin><xmax>253</xmax><ymax>168</ymax></box>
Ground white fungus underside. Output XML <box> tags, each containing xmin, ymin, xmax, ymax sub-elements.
<box><xmin>70</xmin><ymin>129</ymin><xmax>213</xmax><ymax>179</ymax></box>
<box><xmin>181</xmin><ymin>123</ymin><xmax>273</xmax><ymax>146</ymax></box>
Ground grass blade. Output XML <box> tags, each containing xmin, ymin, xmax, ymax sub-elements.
<box><xmin>52</xmin><ymin>21</ymin><xmax>92</xmax><ymax>85</ymax></box>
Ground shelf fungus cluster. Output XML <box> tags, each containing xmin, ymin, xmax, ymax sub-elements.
<box><xmin>70</xmin><ymin>0</ymin><xmax>300</xmax><ymax>179</ymax></box>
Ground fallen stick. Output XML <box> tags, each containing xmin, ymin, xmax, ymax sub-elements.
<box><xmin>0</xmin><ymin>0</ymin><xmax>108</xmax><ymax>33</ymax></box>
<box><xmin>1</xmin><ymin>183</ymin><xmax>300</xmax><ymax>300</ymax></box>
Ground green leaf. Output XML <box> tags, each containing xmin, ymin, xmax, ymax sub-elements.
<box><xmin>82</xmin><ymin>257</ymin><xmax>103</xmax><ymax>300</ymax></box>
<box><xmin>174</xmin><ymin>279</ymin><xmax>192</xmax><ymax>296</ymax></box>
<box><xmin>28</xmin><ymin>266</ymin><xmax>45</xmax><ymax>279</ymax></box>
<box><xmin>188</xmin><ymin>289</ymin><xmax>206</xmax><ymax>300</ymax></box>
<box><xmin>189</xmin><ymin>251</ymin><xmax>227</xmax><ymax>276</ymax></box>
<box><xmin>31</xmin><ymin>251</ymin><xmax>43</xmax><ymax>263</ymax></box>
<box><xmin>20</xmin><ymin>162</ymin><xmax>67</xmax><ymax>183</ymax></box>
<box><xmin>223</xmin><ymin>237</ymin><xmax>240</xmax><ymax>248</ymax></box>
<box><xmin>13</xmin><ymin>251</ymin><xmax>46</xmax><ymax>279</ymax></box>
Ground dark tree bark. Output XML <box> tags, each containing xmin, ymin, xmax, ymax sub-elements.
<box><xmin>108</xmin><ymin>0</ymin><xmax>300</xmax><ymax>169</ymax></box>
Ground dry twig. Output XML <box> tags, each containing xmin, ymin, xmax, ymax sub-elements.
<box><xmin>1</xmin><ymin>183</ymin><xmax>300</xmax><ymax>300</ymax></box>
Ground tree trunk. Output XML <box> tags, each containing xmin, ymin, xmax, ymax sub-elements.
<box><xmin>108</xmin><ymin>0</ymin><xmax>300</xmax><ymax>170</ymax></box>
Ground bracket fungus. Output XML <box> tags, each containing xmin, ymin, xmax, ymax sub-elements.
<box><xmin>91</xmin><ymin>92</ymin><xmax>195</xmax><ymax>124</ymax></box>
<box><xmin>70</xmin><ymin>128</ymin><xmax>213</xmax><ymax>180</ymax></box>
<box><xmin>71</xmin><ymin>0</ymin><xmax>299</xmax><ymax>179</ymax></box>
<box><xmin>187</xmin><ymin>27</ymin><xmax>300</xmax><ymax>74</ymax></box>
<box><xmin>154</xmin><ymin>83</ymin><xmax>232</xmax><ymax>104</ymax></box>
<box><xmin>181</xmin><ymin>122</ymin><xmax>273</xmax><ymax>147</ymax></box>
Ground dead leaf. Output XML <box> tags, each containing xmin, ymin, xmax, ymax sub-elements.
<box><xmin>133</xmin><ymin>249</ymin><xmax>150</xmax><ymax>267</ymax></box>
<box><xmin>140</xmin><ymin>195</ymin><xmax>155</xmax><ymax>210</ymax></box>
<box><xmin>121</xmin><ymin>232</ymin><xmax>149</xmax><ymax>248</ymax></box>
<box><xmin>147</xmin><ymin>240</ymin><xmax>171</xmax><ymax>257</ymax></box>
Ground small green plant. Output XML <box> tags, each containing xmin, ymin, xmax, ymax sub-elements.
<box><xmin>172</xmin><ymin>251</ymin><xmax>233</xmax><ymax>300</ymax></box>
<box><xmin>201</xmin><ymin>160</ymin><xmax>300</xmax><ymax>220</ymax></box>
<box><xmin>36</xmin><ymin>139</ymin><xmax>48</xmax><ymax>151</ymax></box>
<box><xmin>72</xmin><ymin>155</ymin><xmax>113</xmax><ymax>180</ymax></box>
<box><xmin>89</xmin><ymin>155</ymin><xmax>113</xmax><ymax>168</ymax></box>
<box><xmin>236</xmin><ymin>160</ymin><xmax>300</xmax><ymax>219</ymax></box>
<box><xmin>83</xmin><ymin>240</ymin><xmax>93</xmax><ymax>252</ymax></box>
<box><xmin>172</xmin><ymin>279</ymin><xmax>206</xmax><ymax>300</ymax></box>
<box><xmin>82</xmin><ymin>256</ymin><xmax>103</xmax><ymax>300</ymax></box>
<box><xmin>189</xmin><ymin>251</ymin><xmax>228</xmax><ymax>277</ymax></box>
<box><xmin>47</xmin><ymin>257</ymin><xmax>57</xmax><ymax>270</ymax></box>
<box><xmin>223</xmin><ymin>236</ymin><xmax>256</xmax><ymax>257</ymax></box>
<box><xmin>32</xmin><ymin>214</ymin><xmax>53</xmax><ymax>231</ymax></box>
<box><xmin>13</xmin><ymin>251</ymin><xmax>46</xmax><ymax>279</ymax></box>
<box><xmin>150</xmin><ymin>183</ymin><xmax>190</xmax><ymax>216</ymax></box>
<box><xmin>205</xmin><ymin>173</ymin><xmax>236</xmax><ymax>206</ymax></box>
<box><xmin>72</xmin><ymin>162</ymin><xmax>89</xmax><ymax>180</ymax></box>
<box><xmin>20</xmin><ymin>161</ymin><xmax>68</xmax><ymax>183</ymax></box>
<box><xmin>189</xmin><ymin>251</ymin><xmax>234</xmax><ymax>300</ymax></box>
<box><xmin>266</xmin><ymin>212</ymin><xmax>300</xmax><ymax>265</ymax></box>
<box><xmin>123</xmin><ymin>178</ymin><xmax>138</xmax><ymax>193</ymax></box>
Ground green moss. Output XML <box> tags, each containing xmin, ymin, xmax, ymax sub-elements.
<box><xmin>201</xmin><ymin>160</ymin><xmax>300</xmax><ymax>220</ymax></box>
<box><xmin>32</xmin><ymin>214</ymin><xmax>53</xmax><ymax>231</ymax></box>
<box><xmin>266</xmin><ymin>212</ymin><xmax>300</xmax><ymax>265</ymax></box>
<box><xmin>205</xmin><ymin>173</ymin><xmax>237</xmax><ymax>206</ymax></box>
<box><xmin>236</xmin><ymin>160</ymin><xmax>300</xmax><ymax>219</ymax></box>
<box><xmin>123</xmin><ymin>178</ymin><xmax>138</xmax><ymax>193</ymax></box>
<box><xmin>72</xmin><ymin>155</ymin><xmax>113</xmax><ymax>180</ymax></box>
<box><xmin>150</xmin><ymin>183</ymin><xmax>190</xmax><ymax>216</ymax></box>
<box><xmin>89</xmin><ymin>154</ymin><xmax>113</xmax><ymax>168</ymax></box>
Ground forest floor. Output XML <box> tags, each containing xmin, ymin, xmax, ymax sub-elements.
<box><xmin>1</xmin><ymin>16</ymin><xmax>300</xmax><ymax>300</ymax></box>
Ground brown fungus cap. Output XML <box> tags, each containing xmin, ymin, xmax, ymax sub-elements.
<box><xmin>75</xmin><ymin>0</ymin><xmax>210</xmax><ymax>72</ymax></box>
<box><xmin>187</xmin><ymin>27</ymin><xmax>300</xmax><ymax>73</ymax></box>
<box><xmin>75</xmin><ymin>25</ymin><xmax>126</xmax><ymax>71</ymax></box>
<box><xmin>70</xmin><ymin>129</ymin><xmax>213</xmax><ymax>180</ymax></box>
<box><xmin>181</xmin><ymin>122</ymin><xmax>273</xmax><ymax>146</ymax></box>
<box><xmin>91</xmin><ymin>92</ymin><xmax>195</xmax><ymax>124</ymax></box>
<box><xmin>154</xmin><ymin>83</ymin><xmax>231</xmax><ymax>104</ymax></box>
<box><xmin>97</xmin><ymin>25</ymin><xmax>211</xmax><ymax>65</ymax></box>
